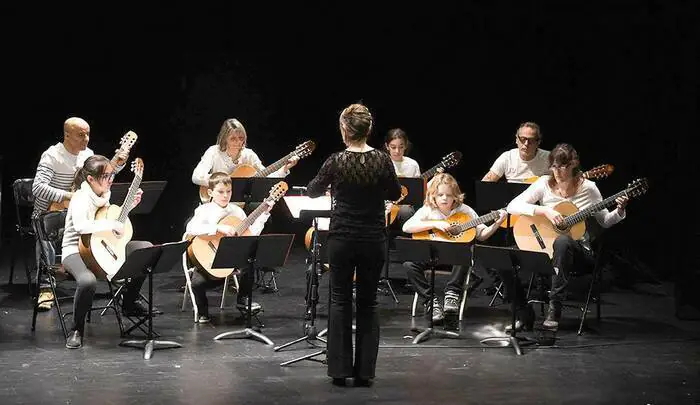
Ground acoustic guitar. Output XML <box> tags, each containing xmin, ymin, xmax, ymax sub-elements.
<box><xmin>501</xmin><ymin>163</ymin><xmax>615</xmax><ymax>228</ymax></box>
<box><xmin>411</xmin><ymin>210</ymin><xmax>503</xmax><ymax>243</ymax></box>
<box><xmin>188</xmin><ymin>181</ymin><xmax>289</xmax><ymax>278</ymax></box>
<box><xmin>49</xmin><ymin>131</ymin><xmax>138</xmax><ymax>212</ymax></box>
<box><xmin>513</xmin><ymin>178</ymin><xmax>648</xmax><ymax>258</ymax></box>
<box><xmin>198</xmin><ymin>141</ymin><xmax>315</xmax><ymax>203</ymax></box>
<box><xmin>79</xmin><ymin>158</ymin><xmax>144</xmax><ymax>280</ymax></box>
<box><xmin>387</xmin><ymin>151</ymin><xmax>463</xmax><ymax>225</ymax></box>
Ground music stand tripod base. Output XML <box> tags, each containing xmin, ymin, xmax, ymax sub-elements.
<box><xmin>114</xmin><ymin>241</ymin><xmax>189</xmax><ymax>359</ymax></box>
<box><xmin>210</xmin><ymin>234</ymin><xmax>294</xmax><ymax>347</ymax></box>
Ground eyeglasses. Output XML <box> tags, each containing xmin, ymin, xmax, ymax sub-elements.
<box><xmin>99</xmin><ymin>172</ymin><xmax>116</xmax><ymax>181</ymax></box>
<box><xmin>550</xmin><ymin>163</ymin><xmax>570</xmax><ymax>170</ymax></box>
<box><xmin>516</xmin><ymin>135</ymin><xmax>540</xmax><ymax>144</ymax></box>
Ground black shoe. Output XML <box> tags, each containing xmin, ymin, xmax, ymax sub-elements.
<box><xmin>66</xmin><ymin>330</ymin><xmax>82</xmax><ymax>349</ymax></box>
<box><xmin>354</xmin><ymin>377</ymin><xmax>373</xmax><ymax>387</ymax></box>
<box><xmin>505</xmin><ymin>305</ymin><xmax>535</xmax><ymax>332</ymax></box>
<box><xmin>332</xmin><ymin>377</ymin><xmax>347</xmax><ymax>387</ymax></box>
<box><xmin>543</xmin><ymin>301</ymin><xmax>562</xmax><ymax>330</ymax></box>
<box><xmin>122</xmin><ymin>300</ymin><xmax>150</xmax><ymax>317</ymax></box>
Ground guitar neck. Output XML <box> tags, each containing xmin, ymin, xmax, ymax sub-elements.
<box><xmin>563</xmin><ymin>190</ymin><xmax>627</xmax><ymax>227</ymax></box>
<box><xmin>454</xmin><ymin>211</ymin><xmax>501</xmax><ymax>233</ymax></box>
<box><xmin>421</xmin><ymin>163</ymin><xmax>444</xmax><ymax>180</ymax></box>
<box><xmin>256</xmin><ymin>152</ymin><xmax>294</xmax><ymax>177</ymax></box>
<box><xmin>117</xmin><ymin>175</ymin><xmax>143</xmax><ymax>223</ymax></box>
<box><xmin>234</xmin><ymin>200</ymin><xmax>270</xmax><ymax>234</ymax></box>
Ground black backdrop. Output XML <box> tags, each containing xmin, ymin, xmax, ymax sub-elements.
<box><xmin>1</xmin><ymin>4</ymin><xmax>694</xmax><ymax>288</ymax></box>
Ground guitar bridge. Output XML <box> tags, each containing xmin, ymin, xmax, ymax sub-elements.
<box><xmin>101</xmin><ymin>239</ymin><xmax>118</xmax><ymax>260</ymax></box>
<box><xmin>529</xmin><ymin>224</ymin><xmax>547</xmax><ymax>250</ymax></box>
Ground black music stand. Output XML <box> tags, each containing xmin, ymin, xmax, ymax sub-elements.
<box><xmin>117</xmin><ymin>241</ymin><xmax>189</xmax><ymax>359</ymax></box>
<box><xmin>274</xmin><ymin>209</ymin><xmax>331</xmax><ymax>364</ymax></box>
<box><xmin>231</xmin><ymin>177</ymin><xmax>284</xmax><ymax>205</ymax></box>
<box><xmin>383</xmin><ymin>177</ymin><xmax>425</xmax><ymax>304</ymax></box>
<box><xmin>211</xmin><ymin>234</ymin><xmax>294</xmax><ymax>345</ymax></box>
<box><xmin>394</xmin><ymin>237</ymin><xmax>472</xmax><ymax>344</ymax></box>
<box><xmin>110</xmin><ymin>181</ymin><xmax>167</xmax><ymax>215</ymax></box>
<box><xmin>474</xmin><ymin>181</ymin><xmax>528</xmax><ymax>246</ymax></box>
<box><xmin>474</xmin><ymin>244</ymin><xmax>552</xmax><ymax>355</ymax></box>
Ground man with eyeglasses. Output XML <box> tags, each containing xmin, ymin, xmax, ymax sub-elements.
<box><xmin>31</xmin><ymin>117</ymin><xmax>128</xmax><ymax>310</ymax></box>
<box><xmin>482</xmin><ymin>122</ymin><xmax>550</xmax><ymax>183</ymax></box>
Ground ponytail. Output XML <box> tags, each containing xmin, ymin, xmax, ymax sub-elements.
<box><xmin>72</xmin><ymin>155</ymin><xmax>112</xmax><ymax>190</ymax></box>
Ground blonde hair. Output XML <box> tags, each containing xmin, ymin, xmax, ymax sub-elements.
<box><xmin>216</xmin><ymin>118</ymin><xmax>247</xmax><ymax>152</ymax></box>
<box><xmin>339</xmin><ymin>103</ymin><xmax>373</xmax><ymax>143</ymax></box>
<box><xmin>208</xmin><ymin>172</ymin><xmax>232</xmax><ymax>190</ymax></box>
<box><xmin>424</xmin><ymin>173</ymin><xmax>464</xmax><ymax>210</ymax></box>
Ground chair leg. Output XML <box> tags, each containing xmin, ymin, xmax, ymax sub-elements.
<box><xmin>220</xmin><ymin>275</ymin><xmax>228</xmax><ymax>309</ymax></box>
<box><xmin>8</xmin><ymin>236</ymin><xmax>16</xmax><ymax>285</ymax></box>
<box><xmin>31</xmin><ymin>265</ymin><xmax>43</xmax><ymax>331</ymax></box>
<box><xmin>459</xmin><ymin>268</ymin><xmax>472</xmax><ymax>322</ymax></box>
<box><xmin>51</xmin><ymin>276</ymin><xmax>69</xmax><ymax>339</ymax></box>
<box><xmin>411</xmin><ymin>293</ymin><xmax>419</xmax><ymax>317</ymax></box>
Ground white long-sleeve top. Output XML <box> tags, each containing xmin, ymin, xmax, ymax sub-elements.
<box><xmin>392</xmin><ymin>156</ymin><xmax>421</xmax><ymax>177</ymax></box>
<box><xmin>403</xmin><ymin>203</ymin><xmax>489</xmax><ymax>240</ymax></box>
<box><xmin>506</xmin><ymin>175</ymin><xmax>625</xmax><ymax>228</ymax></box>
<box><xmin>62</xmin><ymin>182</ymin><xmax>118</xmax><ymax>260</ymax></box>
<box><xmin>191</xmin><ymin>146</ymin><xmax>288</xmax><ymax>186</ymax></box>
<box><xmin>185</xmin><ymin>201</ymin><xmax>270</xmax><ymax>238</ymax></box>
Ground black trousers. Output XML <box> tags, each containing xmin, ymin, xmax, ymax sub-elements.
<box><xmin>499</xmin><ymin>235</ymin><xmax>595</xmax><ymax>308</ymax></box>
<box><xmin>190</xmin><ymin>267</ymin><xmax>252</xmax><ymax>317</ymax></box>
<box><xmin>63</xmin><ymin>240</ymin><xmax>151</xmax><ymax>333</ymax></box>
<box><xmin>403</xmin><ymin>262</ymin><xmax>468</xmax><ymax>303</ymax></box>
<box><xmin>326</xmin><ymin>237</ymin><xmax>384</xmax><ymax>379</ymax></box>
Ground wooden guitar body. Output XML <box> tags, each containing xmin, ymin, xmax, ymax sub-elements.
<box><xmin>512</xmin><ymin>200</ymin><xmax>586</xmax><ymax>258</ymax></box>
<box><xmin>411</xmin><ymin>212</ymin><xmax>478</xmax><ymax>243</ymax></box>
<box><xmin>187</xmin><ymin>215</ymin><xmax>252</xmax><ymax>279</ymax></box>
<box><xmin>48</xmin><ymin>199</ymin><xmax>70</xmax><ymax>212</ymax></box>
<box><xmin>79</xmin><ymin>205</ymin><xmax>134</xmax><ymax>280</ymax></box>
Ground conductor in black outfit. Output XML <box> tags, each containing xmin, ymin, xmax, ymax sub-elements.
<box><xmin>306</xmin><ymin>103</ymin><xmax>402</xmax><ymax>387</ymax></box>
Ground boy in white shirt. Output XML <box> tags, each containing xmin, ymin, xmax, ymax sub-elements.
<box><xmin>185</xmin><ymin>172</ymin><xmax>274</xmax><ymax>323</ymax></box>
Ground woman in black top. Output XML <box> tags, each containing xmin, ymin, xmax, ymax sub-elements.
<box><xmin>307</xmin><ymin>103</ymin><xmax>401</xmax><ymax>386</ymax></box>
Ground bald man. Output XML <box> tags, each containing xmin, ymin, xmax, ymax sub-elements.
<box><xmin>31</xmin><ymin>117</ymin><xmax>128</xmax><ymax>309</ymax></box>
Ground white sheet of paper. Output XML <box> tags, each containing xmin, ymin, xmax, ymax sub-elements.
<box><xmin>283</xmin><ymin>195</ymin><xmax>332</xmax><ymax>218</ymax></box>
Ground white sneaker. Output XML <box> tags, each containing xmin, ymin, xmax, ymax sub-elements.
<box><xmin>443</xmin><ymin>291</ymin><xmax>460</xmax><ymax>313</ymax></box>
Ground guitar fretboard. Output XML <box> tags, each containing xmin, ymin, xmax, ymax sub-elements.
<box><xmin>117</xmin><ymin>173</ymin><xmax>142</xmax><ymax>224</ymax></box>
<box><xmin>234</xmin><ymin>200</ymin><xmax>271</xmax><ymax>234</ymax></box>
<box><xmin>453</xmin><ymin>210</ymin><xmax>501</xmax><ymax>233</ymax></box>
<box><xmin>256</xmin><ymin>152</ymin><xmax>296</xmax><ymax>178</ymax></box>
<box><xmin>563</xmin><ymin>189</ymin><xmax>628</xmax><ymax>227</ymax></box>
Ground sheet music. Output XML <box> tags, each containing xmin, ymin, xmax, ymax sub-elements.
<box><xmin>283</xmin><ymin>195</ymin><xmax>332</xmax><ymax>218</ymax></box>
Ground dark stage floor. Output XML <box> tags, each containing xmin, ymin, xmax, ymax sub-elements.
<box><xmin>0</xmin><ymin>244</ymin><xmax>698</xmax><ymax>404</ymax></box>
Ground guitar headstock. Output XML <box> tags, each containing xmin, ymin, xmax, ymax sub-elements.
<box><xmin>294</xmin><ymin>141</ymin><xmax>316</xmax><ymax>159</ymax></box>
<box><xmin>130</xmin><ymin>158</ymin><xmax>144</xmax><ymax>178</ymax></box>
<box><xmin>584</xmin><ymin>164</ymin><xmax>614</xmax><ymax>180</ymax></box>
<box><xmin>440</xmin><ymin>151</ymin><xmax>462</xmax><ymax>170</ymax></box>
<box><xmin>119</xmin><ymin>131</ymin><xmax>138</xmax><ymax>153</ymax></box>
<box><xmin>626</xmin><ymin>178</ymin><xmax>648</xmax><ymax>198</ymax></box>
<box><xmin>266</xmin><ymin>181</ymin><xmax>289</xmax><ymax>203</ymax></box>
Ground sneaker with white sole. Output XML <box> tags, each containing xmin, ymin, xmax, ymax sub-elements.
<box><xmin>443</xmin><ymin>291</ymin><xmax>460</xmax><ymax>313</ymax></box>
<box><xmin>424</xmin><ymin>297</ymin><xmax>444</xmax><ymax>323</ymax></box>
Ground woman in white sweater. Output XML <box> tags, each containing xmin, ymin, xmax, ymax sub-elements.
<box><xmin>505</xmin><ymin>143</ymin><xmax>629</xmax><ymax>330</ymax></box>
<box><xmin>61</xmin><ymin>155</ymin><xmax>151</xmax><ymax>349</ymax></box>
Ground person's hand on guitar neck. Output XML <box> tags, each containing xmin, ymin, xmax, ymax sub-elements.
<box><xmin>285</xmin><ymin>156</ymin><xmax>300</xmax><ymax>171</ymax></box>
<box><xmin>615</xmin><ymin>195</ymin><xmax>629</xmax><ymax>215</ymax></box>
<box><xmin>113</xmin><ymin>148</ymin><xmax>130</xmax><ymax>166</ymax></box>
<box><xmin>493</xmin><ymin>209</ymin><xmax>508</xmax><ymax>227</ymax></box>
